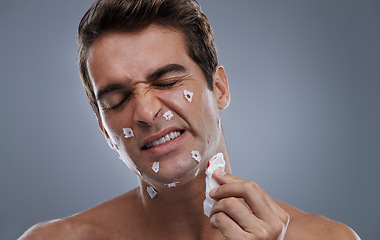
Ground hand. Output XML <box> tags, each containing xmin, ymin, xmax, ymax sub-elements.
<box><xmin>209</xmin><ymin>170</ymin><xmax>290</xmax><ymax>240</ymax></box>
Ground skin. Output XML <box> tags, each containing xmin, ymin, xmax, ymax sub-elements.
<box><xmin>19</xmin><ymin>25</ymin><xmax>360</xmax><ymax>240</ymax></box>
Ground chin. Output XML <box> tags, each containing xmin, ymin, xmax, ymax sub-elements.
<box><xmin>142</xmin><ymin>161</ymin><xmax>202</xmax><ymax>187</ymax></box>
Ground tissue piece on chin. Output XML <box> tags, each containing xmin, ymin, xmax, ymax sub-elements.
<box><xmin>147</xmin><ymin>186</ymin><xmax>157</xmax><ymax>198</ymax></box>
<box><xmin>165</xmin><ymin>181</ymin><xmax>180</xmax><ymax>188</ymax></box>
<box><xmin>203</xmin><ymin>153</ymin><xmax>225</xmax><ymax>217</ymax></box>
<box><xmin>152</xmin><ymin>161</ymin><xmax>159</xmax><ymax>173</ymax></box>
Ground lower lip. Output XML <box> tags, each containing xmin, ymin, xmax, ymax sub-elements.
<box><xmin>142</xmin><ymin>131</ymin><xmax>187</xmax><ymax>156</ymax></box>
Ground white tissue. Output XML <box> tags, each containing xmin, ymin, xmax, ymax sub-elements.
<box><xmin>123</xmin><ymin>128</ymin><xmax>134</xmax><ymax>138</ymax></box>
<box><xmin>165</xmin><ymin>181</ymin><xmax>180</xmax><ymax>188</ymax></box>
<box><xmin>152</xmin><ymin>161</ymin><xmax>159</xmax><ymax>173</ymax></box>
<box><xmin>147</xmin><ymin>186</ymin><xmax>157</xmax><ymax>198</ymax></box>
<box><xmin>163</xmin><ymin>111</ymin><xmax>174</xmax><ymax>120</ymax></box>
<box><xmin>203</xmin><ymin>153</ymin><xmax>225</xmax><ymax>217</ymax></box>
<box><xmin>183</xmin><ymin>90</ymin><xmax>193</xmax><ymax>102</ymax></box>
<box><xmin>191</xmin><ymin>150</ymin><xmax>201</xmax><ymax>162</ymax></box>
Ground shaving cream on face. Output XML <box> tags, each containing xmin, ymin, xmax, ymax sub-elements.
<box><xmin>203</xmin><ymin>153</ymin><xmax>225</xmax><ymax>217</ymax></box>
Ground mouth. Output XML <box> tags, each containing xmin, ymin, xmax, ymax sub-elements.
<box><xmin>142</xmin><ymin>130</ymin><xmax>184</xmax><ymax>150</ymax></box>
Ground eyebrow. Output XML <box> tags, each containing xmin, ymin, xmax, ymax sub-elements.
<box><xmin>146</xmin><ymin>64</ymin><xmax>188</xmax><ymax>82</ymax></box>
<box><xmin>96</xmin><ymin>64</ymin><xmax>188</xmax><ymax>101</ymax></box>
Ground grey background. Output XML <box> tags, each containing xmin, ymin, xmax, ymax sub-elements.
<box><xmin>1</xmin><ymin>0</ymin><xmax>379</xmax><ymax>239</ymax></box>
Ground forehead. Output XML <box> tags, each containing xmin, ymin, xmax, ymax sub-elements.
<box><xmin>86</xmin><ymin>25</ymin><xmax>198</xmax><ymax>89</ymax></box>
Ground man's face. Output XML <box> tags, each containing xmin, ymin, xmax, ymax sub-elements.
<box><xmin>87</xmin><ymin>25</ymin><xmax>229</xmax><ymax>186</ymax></box>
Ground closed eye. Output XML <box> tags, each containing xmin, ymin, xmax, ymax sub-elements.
<box><xmin>99</xmin><ymin>91</ymin><xmax>132</xmax><ymax>111</ymax></box>
<box><xmin>151</xmin><ymin>80</ymin><xmax>181</xmax><ymax>89</ymax></box>
<box><xmin>109</xmin><ymin>96</ymin><xmax>129</xmax><ymax>110</ymax></box>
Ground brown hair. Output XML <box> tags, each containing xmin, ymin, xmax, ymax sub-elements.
<box><xmin>77</xmin><ymin>0</ymin><xmax>218</xmax><ymax>119</ymax></box>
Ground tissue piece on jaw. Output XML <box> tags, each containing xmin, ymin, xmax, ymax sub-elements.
<box><xmin>152</xmin><ymin>161</ymin><xmax>159</xmax><ymax>173</ymax></box>
<box><xmin>191</xmin><ymin>150</ymin><xmax>201</xmax><ymax>162</ymax></box>
<box><xmin>147</xmin><ymin>186</ymin><xmax>157</xmax><ymax>198</ymax></box>
<box><xmin>195</xmin><ymin>168</ymin><xmax>200</xmax><ymax>176</ymax></box>
<box><xmin>123</xmin><ymin>128</ymin><xmax>134</xmax><ymax>138</ymax></box>
<box><xmin>163</xmin><ymin>111</ymin><xmax>174</xmax><ymax>120</ymax></box>
<box><xmin>203</xmin><ymin>153</ymin><xmax>225</xmax><ymax>217</ymax></box>
<box><xmin>183</xmin><ymin>90</ymin><xmax>193</xmax><ymax>102</ymax></box>
<box><xmin>165</xmin><ymin>181</ymin><xmax>180</xmax><ymax>188</ymax></box>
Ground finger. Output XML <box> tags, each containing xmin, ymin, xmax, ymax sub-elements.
<box><xmin>210</xmin><ymin>211</ymin><xmax>251</xmax><ymax>240</ymax></box>
<box><xmin>211</xmin><ymin>173</ymin><xmax>289</xmax><ymax>225</ymax></box>
<box><xmin>211</xmin><ymin>197</ymin><xmax>260</xmax><ymax>233</ymax></box>
<box><xmin>210</xmin><ymin>180</ymin><xmax>278</xmax><ymax>222</ymax></box>
<box><xmin>212</xmin><ymin>169</ymin><xmax>245</xmax><ymax>185</ymax></box>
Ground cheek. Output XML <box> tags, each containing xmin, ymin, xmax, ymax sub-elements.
<box><xmin>101</xmin><ymin>116</ymin><xmax>126</xmax><ymax>144</ymax></box>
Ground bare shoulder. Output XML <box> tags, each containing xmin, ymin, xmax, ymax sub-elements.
<box><xmin>275</xmin><ymin>200</ymin><xmax>361</xmax><ymax>240</ymax></box>
<box><xmin>19</xmin><ymin>188</ymin><xmax>141</xmax><ymax>240</ymax></box>
<box><xmin>18</xmin><ymin>218</ymin><xmax>82</xmax><ymax>240</ymax></box>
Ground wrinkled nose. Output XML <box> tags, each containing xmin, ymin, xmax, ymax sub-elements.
<box><xmin>133</xmin><ymin>89</ymin><xmax>161</xmax><ymax>126</ymax></box>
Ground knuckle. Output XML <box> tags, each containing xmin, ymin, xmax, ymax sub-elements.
<box><xmin>256</xmin><ymin>227</ymin><xmax>271</xmax><ymax>239</ymax></box>
<box><xmin>211</xmin><ymin>212</ymin><xmax>225</xmax><ymax>226</ymax></box>
<box><xmin>220</xmin><ymin>197</ymin><xmax>240</xmax><ymax>210</ymax></box>
<box><xmin>244</xmin><ymin>181</ymin><xmax>261</xmax><ymax>192</ymax></box>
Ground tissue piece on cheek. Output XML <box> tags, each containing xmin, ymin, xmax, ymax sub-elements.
<box><xmin>163</xmin><ymin>111</ymin><xmax>174</xmax><ymax>120</ymax></box>
<box><xmin>152</xmin><ymin>161</ymin><xmax>159</xmax><ymax>173</ymax></box>
<box><xmin>191</xmin><ymin>150</ymin><xmax>201</xmax><ymax>162</ymax></box>
<box><xmin>195</xmin><ymin>168</ymin><xmax>200</xmax><ymax>176</ymax></box>
<box><xmin>147</xmin><ymin>186</ymin><xmax>157</xmax><ymax>198</ymax></box>
<box><xmin>183</xmin><ymin>90</ymin><xmax>193</xmax><ymax>102</ymax></box>
<box><xmin>165</xmin><ymin>181</ymin><xmax>180</xmax><ymax>188</ymax></box>
<box><xmin>123</xmin><ymin>128</ymin><xmax>134</xmax><ymax>138</ymax></box>
<box><xmin>203</xmin><ymin>153</ymin><xmax>225</xmax><ymax>217</ymax></box>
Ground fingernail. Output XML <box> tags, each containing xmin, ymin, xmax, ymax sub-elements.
<box><xmin>214</xmin><ymin>169</ymin><xmax>226</xmax><ymax>176</ymax></box>
<box><xmin>210</xmin><ymin>187</ymin><xmax>217</xmax><ymax>196</ymax></box>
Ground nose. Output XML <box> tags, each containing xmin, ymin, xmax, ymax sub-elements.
<box><xmin>133</xmin><ymin>88</ymin><xmax>161</xmax><ymax>126</ymax></box>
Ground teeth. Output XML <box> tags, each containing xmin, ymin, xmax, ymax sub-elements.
<box><xmin>144</xmin><ymin>131</ymin><xmax>181</xmax><ymax>149</ymax></box>
<box><xmin>158</xmin><ymin>137</ymin><xmax>166</xmax><ymax>144</ymax></box>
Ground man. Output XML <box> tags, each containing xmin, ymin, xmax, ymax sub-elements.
<box><xmin>19</xmin><ymin>0</ymin><xmax>360</xmax><ymax>239</ymax></box>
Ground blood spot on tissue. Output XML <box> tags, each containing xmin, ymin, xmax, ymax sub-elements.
<box><xmin>183</xmin><ymin>90</ymin><xmax>193</xmax><ymax>102</ymax></box>
<box><xmin>191</xmin><ymin>150</ymin><xmax>201</xmax><ymax>162</ymax></box>
<box><xmin>207</xmin><ymin>161</ymin><xmax>210</xmax><ymax>169</ymax></box>
<box><xmin>163</xmin><ymin>111</ymin><xmax>173</xmax><ymax>120</ymax></box>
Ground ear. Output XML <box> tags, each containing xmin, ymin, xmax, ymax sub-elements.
<box><xmin>212</xmin><ymin>65</ymin><xmax>230</xmax><ymax>110</ymax></box>
<box><xmin>98</xmin><ymin>118</ymin><xmax>117</xmax><ymax>150</ymax></box>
